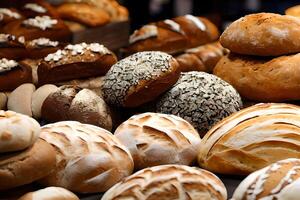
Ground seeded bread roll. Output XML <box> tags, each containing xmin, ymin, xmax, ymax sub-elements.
<box><xmin>38</xmin><ymin>43</ymin><xmax>117</xmax><ymax>85</ymax></box>
<box><xmin>220</xmin><ymin>13</ymin><xmax>300</xmax><ymax>56</ymax></box>
<box><xmin>0</xmin><ymin>139</ymin><xmax>56</xmax><ymax>191</ymax></box>
<box><xmin>103</xmin><ymin>51</ymin><xmax>180</xmax><ymax>108</ymax></box>
<box><xmin>0</xmin><ymin>8</ymin><xmax>23</xmax><ymax>26</ymax></box>
<box><xmin>115</xmin><ymin>112</ymin><xmax>201</xmax><ymax>170</ymax></box>
<box><xmin>198</xmin><ymin>103</ymin><xmax>300</xmax><ymax>175</ymax></box>
<box><xmin>3</xmin><ymin>16</ymin><xmax>71</xmax><ymax>42</ymax></box>
<box><xmin>21</xmin><ymin>2</ymin><xmax>60</xmax><ymax>18</ymax></box>
<box><xmin>102</xmin><ymin>165</ymin><xmax>227</xmax><ymax>200</ymax></box>
<box><xmin>0</xmin><ymin>93</ymin><xmax>7</xmax><ymax>110</ymax></box>
<box><xmin>156</xmin><ymin>71</ymin><xmax>243</xmax><ymax>136</ymax></box>
<box><xmin>232</xmin><ymin>159</ymin><xmax>300</xmax><ymax>200</ymax></box>
<box><xmin>0</xmin><ymin>110</ymin><xmax>40</xmax><ymax>153</ymax></box>
<box><xmin>42</xmin><ymin>85</ymin><xmax>112</xmax><ymax>131</ymax></box>
<box><xmin>0</xmin><ymin>34</ymin><xmax>28</xmax><ymax>60</ymax></box>
<box><xmin>286</xmin><ymin>5</ymin><xmax>300</xmax><ymax>17</ymax></box>
<box><xmin>125</xmin><ymin>15</ymin><xmax>219</xmax><ymax>55</ymax></box>
<box><xmin>18</xmin><ymin>187</ymin><xmax>79</xmax><ymax>200</ymax></box>
<box><xmin>39</xmin><ymin>121</ymin><xmax>134</xmax><ymax>193</ymax></box>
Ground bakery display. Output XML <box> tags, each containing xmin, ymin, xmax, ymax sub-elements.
<box><xmin>102</xmin><ymin>165</ymin><xmax>227</xmax><ymax>200</ymax></box>
<box><xmin>103</xmin><ymin>51</ymin><xmax>180</xmax><ymax>107</ymax></box>
<box><xmin>232</xmin><ymin>158</ymin><xmax>300</xmax><ymax>200</ymax></box>
<box><xmin>114</xmin><ymin>112</ymin><xmax>201</xmax><ymax>170</ymax></box>
<box><xmin>0</xmin><ymin>34</ymin><xmax>27</xmax><ymax>60</ymax></box>
<box><xmin>220</xmin><ymin>13</ymin><xmax>300</xmax><ymax>56</ymax></box>
<box><xmin>156</xmin><ymin>71</ymin><xmax>243</xmax><ymax>135</ymax></box>
<box><xmin>198</xmin><ymin>103</ymin><xmax>300</xmax><ymax>175</ymax></box>
<box><xmin>18</xmin><ymin>187</ymin><xmax>79</xmax><ymax>200</ymax></box>
<box><xmin>125</xmin><ymin>14</ymin><xmax>219</xmax><ymax>55</ymax></box>
<box><xmin>38</xmin><ymin>42</ymin><xmax>117</xmax><ymax>85</ymax></box>
<box><xmin>286</xmin><ymin>5</ymin><xmax>300</xmax><ymax>17</ymax></box>
<box><xmin>42</xmin><ymin>85</ymin><xmax>112</xmax><ymax>131</ymax></box>
<box><xmin>39</xmin><ymin>121</ymin><xmax>134</xmax><ymax>193</ymax></box>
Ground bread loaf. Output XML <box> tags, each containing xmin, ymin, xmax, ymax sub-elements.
<box><xmin>114</xmin><ymin>112</ymin><xmax>201</xmax><ymax>169</ymax></box>
<box><xmin>198</xmin><ymin>103</ymin><xmax>300</xmax><ymax>175</ymax></box>
<box><xmin>232</xmin><ymin>158</ymin><xmax>300</xmax><ymax>200</ymax></box>
<box><xmin>21</xmin><ymin>1</ymin><xmax>60</xmax><ymax>18</ymax></box>
<box><xmin>0</xmin><ymin>33</ymin><xmax>27</xmax><ymax>60</ymax></box>
<box><xmin>103</xmin><ymin>51</ymin><xmax>180</xmax><ymax>107</ymax></box>
<box><xmin>125</xmin><ymin>15</ymin><xmax>219</xmax><ymax>55</ymax></box>
<box><xmin>286</xmin><ymin>5</ymin><xmax>300</xmax><ymax>17</ymax></box>
<box><xmin>102</xmin><ymin>165</ymin><xmax>227</xmax><ymax>200</ymax></box>
<box><xmin>156</xmin><ymin>71</ymin><xmax>243</xmax><ymax>135</ymax></box>
<box><xmin>0</xmin><ymin>8</ymin><xmax>23</xmax><ymax>26</ymax></box>
<box><xmin>0</xmin><ymin>110</ymin><xmax>40</xmax><ymax>153</ymax></box>
<box><xmin>220</xmin><ymin>13</ymin><xmax>300</xmax><ymax>56</ymax></box>
<box><xmin>213</xmin><ymin>53</ymin><xmax>300</xmax><ymax>102</ymax></box>
<box><xmin>38</xmin><ymin>43</ymin><xmax>117</xmax><ymax>85</ymax></box>
<box><xmin>39</xmin><ymin>121</ymin><xmax>134</xmax><ymax>193</ymax></box>
<box><xmin>0</xmin><ymin>139</ymin><xmax>56</xmax><ymax>190</ymax></box>
<box><xmin>18</xmin><ymin>187</ymin><xmax>79</xmax><ymax>200</ymax></box>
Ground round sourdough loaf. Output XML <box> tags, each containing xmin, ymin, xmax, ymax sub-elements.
<box><xmin>213</xmin><ymin>53</ymin><xmax>300</xmax><ymax>102</ymax></box>
<box><xmin>232</xmin><ymin>159</ymin><xmax>300</xmax><ymax>200</ymax></box>
<box><xmin>18</xmin><ymin>187</ymin><xmax>79</xmax><ymax>200</ymax></box>
<box><xmin>102</xmin><ymin>165</ymin><xmax>227</xmax><ymax>200</ymax></box>
<box><xmin>102</xmin><ymin>51</ymin><xmax>180</xmax><ymax>107</ymax></box>
<box><xmin>0</xmin><ymin>139</ymin><xmax>56</xmax><ymax>190</ymax></box>
<box><xmin>0</xmin><ymin>110</ymin><xmax>40</xmax><ymax>153</ymax></box>
<box><xmin>220</xmin><ymin>13</ymin><xmax>300</xmax><ymax>56</ymax></box>
<box><xmin>156</xmin><ymin>71</ymin><xmax>242</xmax><ymax>135</ymax></box>
<box><xmin>114</xmin><ymin>112</ymin><xmax>201</xmax><ymax>170</ymax></box>
<box><xmin>39</xmin><ymin>121</ymin><xmax>134</xmax><ymax>193</ymax></box>
<box><xmin>198</xmin><ymin>103</ymin><xmax>300</xmax><ymax>175</ymax></box>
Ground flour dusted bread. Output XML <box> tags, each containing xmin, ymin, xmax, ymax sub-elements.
<box><xmin>198</xmin><ymin>103</ymin><xmax>300</xmax><ymax>175</ymax></box>
<box><xmin>220</xmin><ymin>13</ymin><xmax>300</xmax><ymax>56</ymax></box>
<box><xmin>102</xmin><ymin>165</ymin><xmax>227</xmax><ymax>200</ymax></box>
<box><xmin>213</xmin><ymin>53</ymin><xmax>300</xmax><ymax>102</ymax></box>
<box><xmin>0</xmin><ymin>110</ymin><xmax>40</xmax><ymax>153</ymax></box>
<box><xmin>39</xmin><ymin>121</ymin><xmax>134</xmax><ymax>193</ymax></box>
<box><xmin>232</xmin><ymin>159</ymin><xmax>300</xmax><ymax>200</ymax></box>
<box><xmin>114</xmin><ymin>112</ymin><xmax>201</xmax><ymax>170</ymax></box>
<box><xmin>18</xmin><ymin>187</ymin><xmax>79</xmax><ymax>200</ymax></box>
<box><xmin>0</xmin><ymin>139</ymin><xmax>56</xmax><ymax>190</ymax></box>
<box><xmin>103</xmin><ymin>51</ymin><xmax>180</xmax><ymax>107</ymax></box>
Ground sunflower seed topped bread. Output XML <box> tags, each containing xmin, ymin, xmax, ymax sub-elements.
<box><xmin>114</xmin><ymin>112</ymin><xmax>201</xmax><ymax>170</ymax></box>
<box><xmin>156</xmin><ymin>71</ymin><xmax>243</xmax><ymax>135</ymax></box>
<box><xmin>38</xmin><ymin>43</ymin><xmax>117</xmax><ymax>85</ymax></box>
<box><xmin>18</xmin><ymin>187</ymin><xmax>79</xmax><ymax>200</ymax></box>
<box><xmin>102</xmin><ymin>164</ymin><xmax>227</xmax><ymax>200</ymax></box>
<box><xmin>232</xmin><ymin>158</ymin><xmax>300</xmax><ymax>200</ymax></box>
<box><xmin>220</xmin><ymin>13</ymin><xmax>300</xmax><ymax>56</ymax></box>
<box><xmin>198</xmin><ymin>103</ymin><xmax>300</xmax><ymax>175</ymax></box>
<box><xmin>0</xmin><ymin>110</ymin><xmax>40</xmax><ymax>153</ymax></box>
<box><xmin>125</xmin><ymin>15</ymin><xmax>219</xmax><ymax>55</ymax></box>
<box><xmin>103</xmin><ymin>51</ymin><xmax>180</xmax><ymax>107</ymax></box>
<box><xmin>39</xmin><ymin>121</ymin><xmax>134</xmax><ymax>193</ymax></box>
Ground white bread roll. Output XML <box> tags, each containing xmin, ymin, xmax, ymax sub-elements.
<box><xmin>18</xmin><ymin>187</ymin><xmax>79</xmax><ymax>200</ymax></box>
<box><xmin>7</xmin><ymin>83</ymin><xmax>36</xmax><ymax>117</ymax></box>
<box><xmin>114</xmin><ymin>112</ymin><xmax>201</xmax><ymax>170</ymax></box>
<box><xmin>102</xmin><ymin>165</ymin><xmax>227</xmax><ymax>200</ymax></box>
<box><xmin>198</xmin><ymin>103</ymin><xmax>300</xmax><ymax>175</ymax></box>
<box><xmin>0</xmin><ymin>92</ymin><xmax>7</xmax><ymax>110</ymax></box>
<box><xmin>232</xmin><ymin>158</ymin><xmax>300</xmax><ymax>200</ymax></box>
<box><xmin>0</xmin><ymin>110</ymin><xmax>40</xmax><ymax>153</ymax></box>
<box><xmin>39</xmin><ymin>121</ymin><xmax>134</xmax><ymax>193</ymax></box>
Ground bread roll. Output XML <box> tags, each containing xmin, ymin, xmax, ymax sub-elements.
<box><xmin>21</xmin><ymin>1</ymin><xmax>60</xmax><ymax>18</ymax></box>
<box><xmin>0</xmin><ymin>33</ymin><xmax>27</xmax><ymax>60</ymax></box>
<box><xmin>0</xmin><ymin>139</ymin><xmax>56</xmax><ymax>190</ymax></box>
<box><xmin>156</xmin><ymin>71</ymin><xmax>243</xmax><ymax>135</ymax></box>
<box><xmin>220</xmin><ymin>13</ymin><xmax>300</xmax><ymax>56</ymax></box>
<box><xmin>102</xmin><ymin>165</ymin><xmax>227</xmax><ymax>200</ymax></box>
<box><xmin>0</xmin><ymin>8</ymin><xmax>23</xmax><ymax>26</ymax></box>
<box><xmin>103</xmin><ymin>51</ymin><xmax>180</xmax><ymax>107</ymax></box>
<box><xmin>0</xmin><ymin>110</ymin><xmax>40</xmax><ymax>153</ymax></box>
<box><xmin>114</xmin><ymin>112</ymin><xmax>201</xmax><ymax>170</ymax></box>
<box><xmin>286</xmin><ymin>5</ymin><xmax>300</xmax><ymax>17</ymax></box>
<box><xmin>198</xmin><ymin>103</ymin><xmax>300</xmax><ymax>175</ymax></box>
<box><xmin>18</xmin><ymin>187</ymin><xmax>79</xmax><ymax>200</ymax></box>
<box><xmin>0</xmin><ymin>92</ymin><xmax>7</xmax><ymax>110</ymax></box>
<box><xmin>39</xmin><ymin>121</ymin><xmax>134</xmax><ymax>193</ymax></box>
<box><xmin>213</xmin><ymin>53</ymin><xmax>300</xmax><ymax>102</ymax></box>
<box><xmin>232</xmin><ymin>158</ymin><xmax>300</xmax><ymax>200</ymax></box>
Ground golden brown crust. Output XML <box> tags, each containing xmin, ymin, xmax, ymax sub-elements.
<box><xmin>213</xmin><ymin>53</ymin><xmax>300</xmax><ymax>102</ymax></box>
<box><xmin>286</xmin><ymin>5</ymin><xmax>300</xmax><ymax>17</ymax></box>
<box><xmin>0</xmin><ymin>139</ymin><xmax>56</xmax><ymax>191</ymax></box>
<box><xmin>220</xmin><ymin>13</ymin><xmax>300</xmax><ymax>56</ymax></box>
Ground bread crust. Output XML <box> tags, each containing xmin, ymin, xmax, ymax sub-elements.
<box><xmin>18</xmin><ymin>187</ymin><xmax>79</xmax><ymax>200</ymax></box>
<box><xmin>286</xmin><ymin>5</ymin><xmax>300</xmax><ymax>17</ymax></box>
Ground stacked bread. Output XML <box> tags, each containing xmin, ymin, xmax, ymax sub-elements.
<box><xmin>214</xmin><ymin>13</ymin><xmax>300</xmax><ymax>102</ymax></box>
